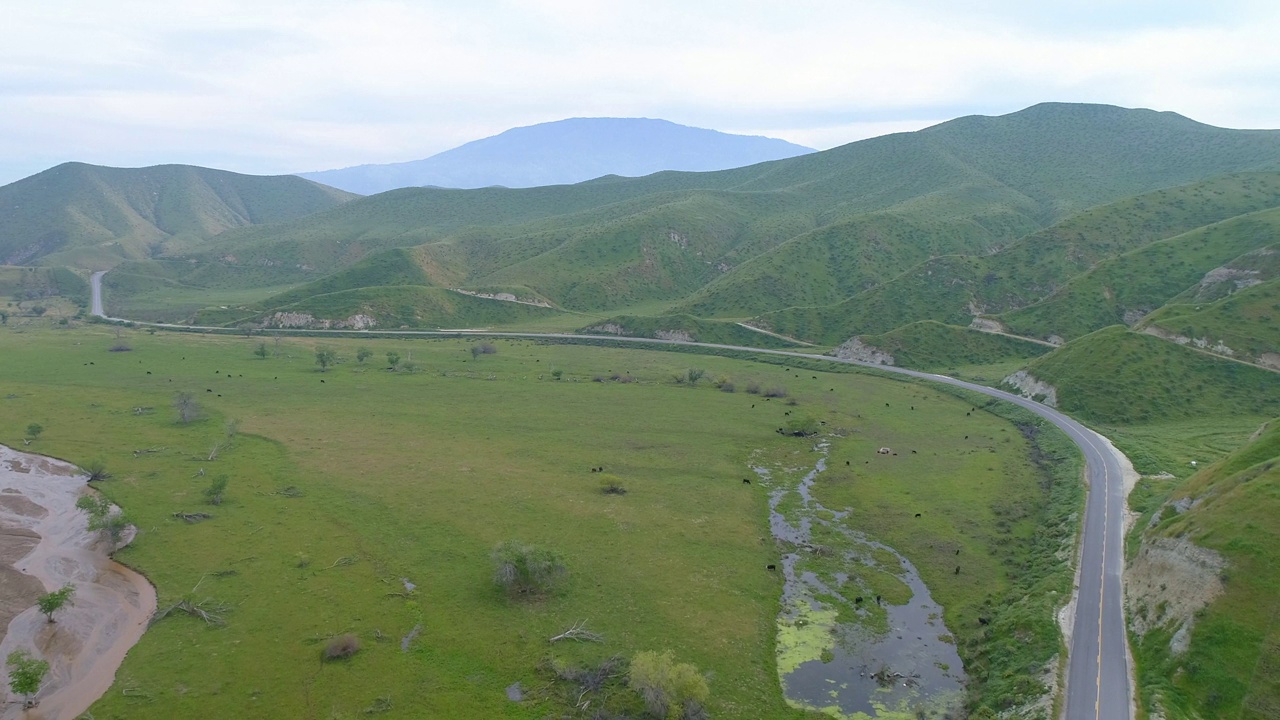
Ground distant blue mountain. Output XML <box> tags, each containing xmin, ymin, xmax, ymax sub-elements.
<box><xmin>297</xmin><ymin>118</ymin><xmax>814</xmax><ymax>195</ymax></box>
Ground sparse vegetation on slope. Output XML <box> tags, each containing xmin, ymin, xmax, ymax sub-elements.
<box><xmin>1127</xmin><ymin>419</ymin><xmax>1280</xmax><ymax>720</ymax></box>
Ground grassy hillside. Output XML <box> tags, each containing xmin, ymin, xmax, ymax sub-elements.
<box><xmin>577</xmin><ymin>314</ymin><xmax>800</xmax><ymax>349</ymax></box>
<box><xmin>1140</xmin><ymin>277</ymin><xmax>1280</xmax><ymax>368</ymax></box>
<box><xmin>1000</xmin><ymin>209</ymin><xmax>1280</xmax><ymax>342</ymax></box>
<box><xmin>1012</xmin><ymin>326</ymin><xmax>1280</xmax><ymax>425</ymax></box>
<box><xmin>852</xmin><ymin>321</ymin><xmax>1052</xmax><ymax>371</ymax></box>
<box><xmin>108</xmin><ymin>104</ymin><xmax>1280</xmax><ymax>323</ymax></box>
<box><xmin>238</xmin><ymin>285</ymin><xmax>567</xmax><ymax>330</ymax></box>
<box><xmin>0</xmin><ymin>265</ymin><xmax>89</xmax><ymax>308</ymax></box>
<box><xmin>756</xmin><ymin>173</ymin><xmax>1280</xmax><ymax>344</ymax></box>
<box><xmin>0</xmin><ymin>163</ymin><xmax>355</xmax><ymax>267</ymax></box>
<box><xmin>1126</xmin><ymin>420</ymin><xmax>1280</xmax><ymax>719</ymax></box>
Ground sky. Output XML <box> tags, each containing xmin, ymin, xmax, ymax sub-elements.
<box><xmin>2</xmin><ymin>0</ymin><xmax>1279</xmax><ymax>185</ymax></box>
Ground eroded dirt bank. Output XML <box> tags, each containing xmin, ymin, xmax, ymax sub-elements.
<box><xmin>0</xmin><ymin>445</ymin><xmax>156</xmax><ymax>719</ymax></box>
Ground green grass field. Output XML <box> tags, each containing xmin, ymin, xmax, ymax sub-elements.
<box><xmin>0</xmin><ymin>317</ymin><xmax>1081</xmax><ymax>719</ymax></box>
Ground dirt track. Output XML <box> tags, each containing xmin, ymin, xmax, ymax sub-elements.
<box><xmin>0</xmin><ymin>445</ymin><xmax>156</xmax><ymax>719</ymax></box>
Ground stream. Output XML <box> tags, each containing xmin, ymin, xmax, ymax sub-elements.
<box><xmin>756</xmin><ymin>442</ymin><xmax>965</xmax><ymax>719</ymax></box>
<box><xmin>0</xmin><ymin>445</ymin><xmax>155</xmax><ymax>719</ymax></box>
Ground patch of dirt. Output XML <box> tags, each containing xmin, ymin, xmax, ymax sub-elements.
<box><xmin>1001</xmin><ymin>370</ymin><xmax>1058</xmax><ymax>407</ymax></box>
<box><xmin>831</xmin><ymin>337</ymin><xmax>895</xmax><ymax>366</ymax></box>
<box><xmin>1125</xmin><ymin>537</ymin><xmax>1225</xmax><ymax>648</ymax></box>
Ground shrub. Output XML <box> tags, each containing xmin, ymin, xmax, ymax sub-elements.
<box><xmin>84</xmin><ymin>459</ymin><xmax>112</xmax><ymax>482</ymax></box>
<box><xmin>719</xmin><ymin>382</ymin><xmax>735</xmax><ymax>393</ymax></box>
<box><xmin>685</xmin><ymin>368</ymin><xmax>705</xmax><ymax>385</ymax></box>
<box><xmin>744</xmin><ymin>382</ymin><xmax>761</xmax><ymax>395</ymax></box>
<box><xmin>492</xmin><ymin>541</ymin><xmax>567</xmax><ymax>598</ymax></box>
<box><xmin>551</xmin><ymin>369</ymin><xmax>564</xmax><ymax>380</ymax></box>
<box><xmin>323</xmin><ymin>633</ymin><xmax>361</xmax><ymax>661</ymax></box>
<box><xmin>598</xmin><ymin>474</ymin><xmax>627</xmax><ymax>495</ymax></box>
<box><xmin>763</xmin><ymin>386</ymin><xmax>788</xmax><ymax>398</ymax></box>
<box><xmin>204</xmin><ymin>475</ymin><xmax>229</xmax><ymax>506</ymax></box>
<box><xmin>628</xmin><ymin>650</ymin><xmax>709</xmax><ymax>719</ymax></box>
<box><xmin>471</xmin><ymin>342</ymin><xmax>497</xmax><ymax>358</ymax></box>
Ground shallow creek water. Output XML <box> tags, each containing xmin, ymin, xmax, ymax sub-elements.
<box><xmin>755</xmin><ymin>442</ymin><xmax>965</xmax><ymax>719</ymax></box>
<box><xmin>0</xmin><ymin>445</ymin><xmax>156</xmax><ymax>720</ymax></box>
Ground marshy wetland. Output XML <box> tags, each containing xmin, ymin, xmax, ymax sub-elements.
<box><xmin>1</xmin><ymin>322</ymin><xmax>1080</xmax><ymax>718</ymax></box>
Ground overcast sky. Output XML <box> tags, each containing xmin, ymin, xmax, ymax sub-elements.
<box><xmin>2</xmin><ymin>0</ymin><xmax>1278</xmax><ymax>185</ymax></box>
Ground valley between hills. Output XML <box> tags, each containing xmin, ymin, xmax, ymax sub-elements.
<box><xmin>2</xmin><ymin>103</ymin><xmax>1278</xmax><ymax>720</ymax></box>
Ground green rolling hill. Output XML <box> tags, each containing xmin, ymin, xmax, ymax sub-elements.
<box><xmin>755</xmin><ymin>173</ymin><xmax>1280</xmax><ymax>345</ymax></box>
<box><xmin>0</xmin><ymin>162</ymin><xmax>356</xmax><ymax>267</ymax></box>
<box><xmin>1138</xmin><ymin>276</ymin><xmax>1280</xmax><ymax>369</ymax></box>
<box><xmin>99</xmin><ymin>103</ymin><xmax>1280</xmax><ymax>327</ymax></box>
<box><xmin>1007</xmin><ymin>326</ymin><xmax>1280</xmax><ymax>425</ymax></box>
<box><xmin>999</xmin><ymin>210</ymin><xmax>1280</xmax><ymax>342</ymax></box>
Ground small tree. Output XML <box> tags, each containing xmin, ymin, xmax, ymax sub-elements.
<box><xmin>6</xmin><ymin>650</ymin><xmax>49</xmax><ymax>708</ymax></box>
<box><xmin>628</xmin><ymin>650</ymin><xmax>710</xmax><ymax>720</ymax></box>
<box><xmin>356</xmin><ymin>347</ymin><xmax>373</xmax><ymax>364</ymax></box>
<box><xmin>36</xmin><ymin>585</ymin><xmax>75</xmax><ymax>623</ymax></box>
<box><xmin>253</xmin><ymin>342</ymin><xmax>269</xmax><ymax>359</ymax></box>
<box><xmin>25</xmin><ymin>423</ymin><xmax>43</xmax><ymax>441</ymax></box>
<box><xmin>492</xmin><ymin>541</ymin><xmax>567</xmax><ymax>598</ymax></box>
<box><xmin>386</xmin><ymin>351</ymin><xmax>401</xmax><ymax>371</ymax></box>
<box><xmin>471</xmin><ymin>342</ymin><xmax>497</xmax><ymax>359</ymax></box>
<box><xmin>75</xmin><ymin>495</ymin><xmax>129</xmax><ymax>546</ymax></box>
<box><xmin>173</xmin><ymin>391</ymin><xmax>203</xmax><ymax>424</ymax></box>
<box><xmin>685</xmin><ymin>368</ymin><xmax>705</xmax><ymax>386</ymax></box>
<box><xmin>204</xmin><ymin>475</ymin><xmax>229</xmax><ymax>506</ymax></box>
<box><xmin>315</xmin><ymin>347</ymin><xmax>337</xmax><ymax>372</ymax></box>
<box><xmin>551</xmin><ymin>368</ymin><xmax>563</xmax><ymax>380</ymax></box>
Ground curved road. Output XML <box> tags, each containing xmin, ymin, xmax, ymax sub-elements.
<box><xmin>90</xmin><ymin>271</ymin><xmax>1131</xmax><ymax>719</ymax></box>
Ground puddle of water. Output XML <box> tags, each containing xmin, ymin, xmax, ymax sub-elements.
<box><xmin>0</xmin><ymin>445</ymin><xmax>156</xmax><ymax>719</ymax></box>
<box><xmin>756</xmin><ymin>442</ymin><xmax>966</xmax><ymax>719</ymax></box>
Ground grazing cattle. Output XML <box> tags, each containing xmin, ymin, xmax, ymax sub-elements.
<box><xmin>320</xmin><ymin>379</ymin><xmax>325</xmax><ymax>383</ymax></box>
<box><xmin>845</xmin><ymin>461</ymin><xmax>850</xmax><ymax>466</ymax></box>
<box><xmin>146</xmin><ymin>371</ymin><xmax>151</xmax><ymax>374</ymax></box>
<box><xmin>978</xmin><ymin>617</ymin><xmax>990</xmax><ymax>626</ymax></box>
<box><xmin>885</xmin><ymin>403</ymin><xmax>889</xmax><ymax>407</ymax></box>
<box><xmin>954</xmin><ymin>566</ymin><xmax>960</xmax><ymax>574</ymax></box>
<box><xmin>854</xmin><ymin>596</ymin><xmax>863</xmax><ymax>604</ymax></box>
<box><xmin>875</xmin><ymin>595</ymin><xmax>881</xmax><ymax>605</ymax></box>
<box><xmin>206</xmin><ymin>389</ymin><xmax>212</xmax><ymax>392</ymax></box>
<box><xmin>955</xmin><ymin>548</ymin><xmax>960</xmax><ymax>555</ymax></box>
<box><xmin>914</xmin><ymin>513</ymin><xmax>921</xmax><ymax>518</ymax></box>
<box><xmin>766</xmin><ymin>564</ymin><xmax>776</xmax><ymax>570</ymax></box>
<box><xmin>911</xmin><ymin>450</ymin><xmax>917</xmax><ymax>454</ymax></box>
<box><xmin>876</xmin><ymin>447</ymin><xmax>891</xmax><ymax>455</ymax></box>
<box><xmin>742</xmin><ymin>478</ymin><xmax>751</xmax><ymax>484</ymax></box>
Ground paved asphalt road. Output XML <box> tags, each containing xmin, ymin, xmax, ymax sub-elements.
<box><xmin>91</xmin><ymin>271</ymin><xmax>1131</xmax><ymax>718</ymax></box>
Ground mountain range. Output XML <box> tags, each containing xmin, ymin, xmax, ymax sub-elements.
<box><xmin>296</xmin><ymin>117</ymin><xmax>815</xmax><ymax>194</ymax></box>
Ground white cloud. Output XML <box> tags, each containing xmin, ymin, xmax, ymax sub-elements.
<box><xmin>1</xmin><ymin>0</ymin><xmax>1278</xmax><ymax>183</ymax></box>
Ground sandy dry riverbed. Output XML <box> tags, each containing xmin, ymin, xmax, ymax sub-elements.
<box><xmin>0</xmin><ymin>445</ymin><xmax>155</xmax><ymax>719</ymax></box>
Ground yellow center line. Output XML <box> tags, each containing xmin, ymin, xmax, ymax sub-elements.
<box><xmin>1079</xmin><ymin>430</ymin><xmax>1112</xmax><ymax>720</ymax></box>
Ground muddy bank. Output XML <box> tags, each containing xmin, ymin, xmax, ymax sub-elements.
<box><xmin>0</xmin><ymin>445</ymin><xmax>156</xmax><ymax>720</ymax></box>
